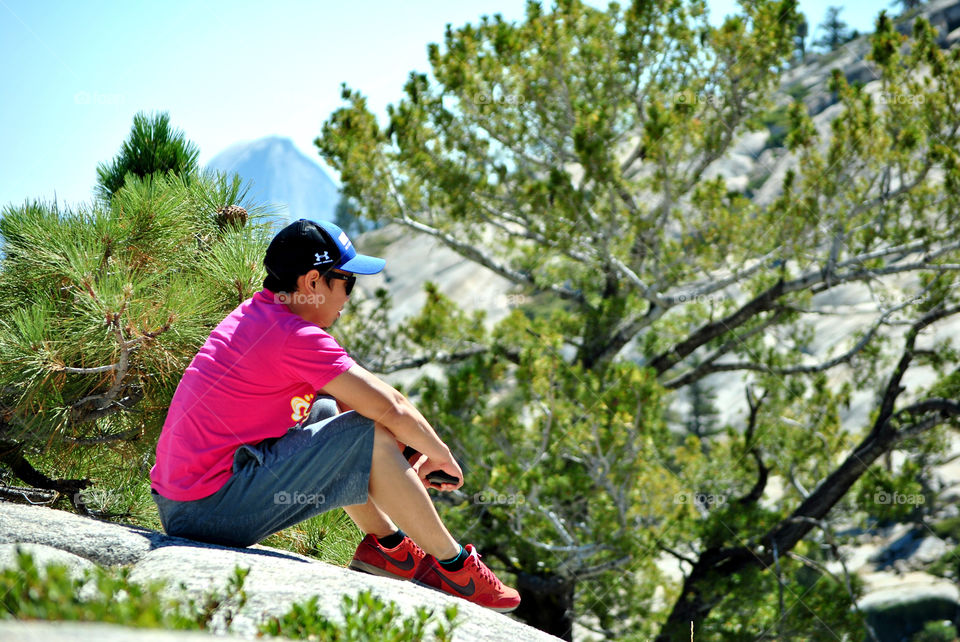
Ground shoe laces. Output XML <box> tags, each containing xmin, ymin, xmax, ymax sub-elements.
<box><xmin>469</xmin><ymin>549</ymin><xmax>501</xmax><ymax>589</ymax></box>
<box><xmin>407</xmin><ymin>539</ymin><xmax>425</xmax><ymax>558</ymax></box>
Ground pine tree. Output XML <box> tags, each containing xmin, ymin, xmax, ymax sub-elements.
<box><xmin>813</xmin><ymin>6</ymin><xmax>855</xmax><ymax>51</ymax></box>
<box><xmin>96</xmin><ymin>112</ymin><xmax>200</xmax><ymax>199</ymax></box>
<box><xmin>794</xmin><ymin>17</ymin><xmax>808</xmax><ymax>62</ymax></box>
<box><xmin>0</xmin><ymin>171</ymin><xmax>272</xmax><ymax>515</ymax></box>
<box><xmin>891</xmin><ymin>0</ymin><xmax>924</xmax><ymax>14</ymax></box>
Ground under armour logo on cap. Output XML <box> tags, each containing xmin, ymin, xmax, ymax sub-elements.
<box><xmin>314</xmin><ymin>251</ymin><xmax>332</xmax><ymax>265</ymax></box>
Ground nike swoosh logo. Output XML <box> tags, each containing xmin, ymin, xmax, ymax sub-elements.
<box><xmin>435</xmin><ymin>570</ymin><xmax>476</xmax><ymax>596</ymax></box>
<box><xmin>375</xmin><ymin>549</ymin><xmax>416</xmax><ymax>571</ymax></box>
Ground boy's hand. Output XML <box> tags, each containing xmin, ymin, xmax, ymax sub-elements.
<box><xmin>402</xmin><ymin>446</ymin><xmax>463</xmax><ymax>491</ymax></box>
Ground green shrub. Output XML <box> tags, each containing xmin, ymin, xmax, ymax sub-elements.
<box><xmin>926</xmin><ymin>544</ymin><xmax>960</xmax><ymax>579</ymax></box>
<box><xmin>260</xmin><ymin>590</ymin><xmax>459</xmax><ymax>641</ymax></box>
<box><xmin>931</xmin><ymin>516</ymin><xmax>960</xmax><ymax>541</ymax></box>
<box><xmin>912</xmin><ymin>620</ymin><xmax>959</xmax><ymax>642</ymax></box>
<box><xmin>0</xmin><ymin>548</ymin><xmax>247</xmax><ymax>630</ymax></box>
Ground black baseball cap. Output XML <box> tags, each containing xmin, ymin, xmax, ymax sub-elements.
<box><xmin>263</xmin><ymin>219</ymin><xmax>385</xmax><ymax>285</ymax></box>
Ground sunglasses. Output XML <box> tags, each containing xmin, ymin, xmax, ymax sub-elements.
<box><xmin>324</xmin><ymin>271</ymin><xmax>356</xmax><ymax>295</ymax></box>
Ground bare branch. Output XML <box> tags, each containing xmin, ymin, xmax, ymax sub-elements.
<box><xmin>663</xmin><ymin>309</ymin><xmax>787</xmax><ymax>389</ymax></box>
<box><xmin>659</xmin><ymin>543</ymin><xmax>698</xmax><ymax>567</ymax></box>
<box><xmin>69</xmin><ymin>322</ymin><xmax>131</xmax><ymax>414</ymax></box>
<box><xmin>649</xmin><ymin>278</ymin><xmax>787</xmax><ymax>375</ymax></box>
<box><xmin>574</xmin><ymin>555</ymin><xmax>633</xmax><ymax>580</ymax></box>
<box><xmin>63</xmin><ymin>424</ymin><xmax>143</xmax><ymax>445</ymax></box>
<box><xmin>58</xmin><ymin>364</ymin><xmax>119</xmax><ymax>375</ymax></box>
<box><xmin>665</xmin><ymin>250</ymin><xmax>782</xmax><ymax>305</ymax></box>
<box><xmin>0</xmin><ymin>483</ymin><xmax>59</xmax><ymax>506</ymax></box>
<box><xmin>376</xmin><ymin>346</ymin><xmax>495</xmax><ymax>374</ymax></box>
<box><xmin>383</xmin><ymin>172</ymin><xmax>585</xmax><ymax>303</ymax></box>
<box><xmin>735</xmin><ymin>387</ymin><xmax>768</xmax><ymax>506</ymax></box>
<box><xmin>666</xmin><ymin>298</ymin><xmax>909</xmax><ymax>385</ymax></box>
<box><xmin>787</xmin><ymin>463</ymin><xmax>810</xmax><ymax>499</ymax></box>
<box><xmin>872</xmin><ymin>304</ymin><xmax>960</xmax><ymax>436</ymax></box>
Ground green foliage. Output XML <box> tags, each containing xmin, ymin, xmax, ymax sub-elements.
<box><xmin>855</xmin><ymin>462</ymin><xmax>928</xmax><ymax>524</ymax></box>
<box><xmin>757</xmin><ymin>104</ymin><xmax>793</xmax><ymax>148</ymax></box>
<box><xmin>926</xmin><ymin>544</ymin><xmax>960</xmax><ymax>580</ymax></box>
<box><xmin>0</xmin><ymin>549</ymin><xmax>247</xmax><ymax>630</ymax></box>
<box><xmin>706</xmin><ymin>553</ymin><xmax>865</xmax><ymax>638</ymax></box>
<box><xmin>96</xmin><ymin>111</ymin><xmax>200</xmax><ymax>199</ymax></box>
<box><xmin>912</xmin><ymin>620</ymin><xmax>959</xmax><ymax>642</ymax></box>
<box><xmin>260</xmin><ymin>590</ymin><xmax>459</xmax><ymax>641</ymax></box>
<box><xmin>931</xmin><ymin>516</ymin><xmax>960</xmax><ymax>542</ymax></box>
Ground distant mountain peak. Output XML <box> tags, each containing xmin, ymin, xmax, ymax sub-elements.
<box><xmin>206</xmin><ymin>136</ymin><xmax>339</xmax><ymax>228</ymax></box>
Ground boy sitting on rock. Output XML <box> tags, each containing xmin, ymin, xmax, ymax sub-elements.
<box><xmin>150</xmin><ymin>219</ymin><xmax>520</xmax><ymax>612</ymax></box>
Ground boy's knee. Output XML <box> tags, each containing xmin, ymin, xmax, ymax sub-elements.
<box><xmin>371</xmin><ymin>423</ymin><xmax>395</xmax><ymax>453</ymax></box>
<box><xmin>371</xmin><ymin>423</ymin><xmax>407</xmax><ymax>465</ymax></box>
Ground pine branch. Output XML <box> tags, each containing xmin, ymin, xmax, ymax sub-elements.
<box><xmin>63</xmin><ymin>424</ymin><xmax>144</xmax><ymax>445</ymax></box>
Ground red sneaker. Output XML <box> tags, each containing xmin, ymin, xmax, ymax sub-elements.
<box><xmin>349</xmin><ymin>534</ymin><xmax>425</xmax><ymax>581</ymax></box>
<box><xmin>413</xmin><ymin>544</ymin><xmax>521</xmax><ymax>613</ymax></box>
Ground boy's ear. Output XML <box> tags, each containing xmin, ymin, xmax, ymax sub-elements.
<box><xmin>296</xmin><ymin>270</ymin><xmax>322</xmax><ymax>292</ymax></box>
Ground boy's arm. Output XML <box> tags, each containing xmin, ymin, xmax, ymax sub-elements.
<box><xmin>321</xmin><ymin>364</ymin><xmax>463</xmax><ymax>489</ymax></box>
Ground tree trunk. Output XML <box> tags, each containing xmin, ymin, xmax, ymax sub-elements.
<box><xmin>514</xmin><ymin>571</ymin><xmax>575</xmax><ymax>640</ymax></box>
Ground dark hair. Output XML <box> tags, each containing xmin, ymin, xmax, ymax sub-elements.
<box><xmin>263</xmin><ymin>272</ymin><xmax>300</xmax><ymax>294</ymax></box>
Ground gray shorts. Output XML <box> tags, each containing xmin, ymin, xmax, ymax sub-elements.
<box><xmin>152</xmin><ymin>396</ymin><xmax>375</xmax><ymax>547</ymax></box>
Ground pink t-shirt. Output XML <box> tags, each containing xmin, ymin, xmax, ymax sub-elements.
<box><xmin>150</xmin><ymin>289</ymin><xmax>355</xmax><ymax>501</ymax></box>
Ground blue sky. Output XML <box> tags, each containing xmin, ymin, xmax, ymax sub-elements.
<box><xmin>0</xmin><ymin>0</ymin><xmax>885</xmax><ymax>208</ymax></box>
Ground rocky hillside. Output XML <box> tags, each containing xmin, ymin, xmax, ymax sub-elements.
<box><xmin>0</xmin><ymin>502</ymin><xmax>559</xmax><ymax>642</ymax></box>
<box><xmin>207</xmin><ymin>136</ymin><xmax>340</xmax><ymax>229</ymax></box>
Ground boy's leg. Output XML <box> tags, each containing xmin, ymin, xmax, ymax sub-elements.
<box><xmin>360</xmin><ymin>424</ymin><xmax>520</xmax><ymax>612</ymax></box>
<box><xmin>365</xmin><ymin>423</ymin><xmax>459</xmax><ymax>560</ymax></box>
<box><xmin>343</xmin><ymin>498</ymin><xmax>396</xmax><ymax>539</ymax></box>
<box><xmin>308</xmin><ymin>395</ymin><xmax>404</xmax><ymax>541</ymax></box>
